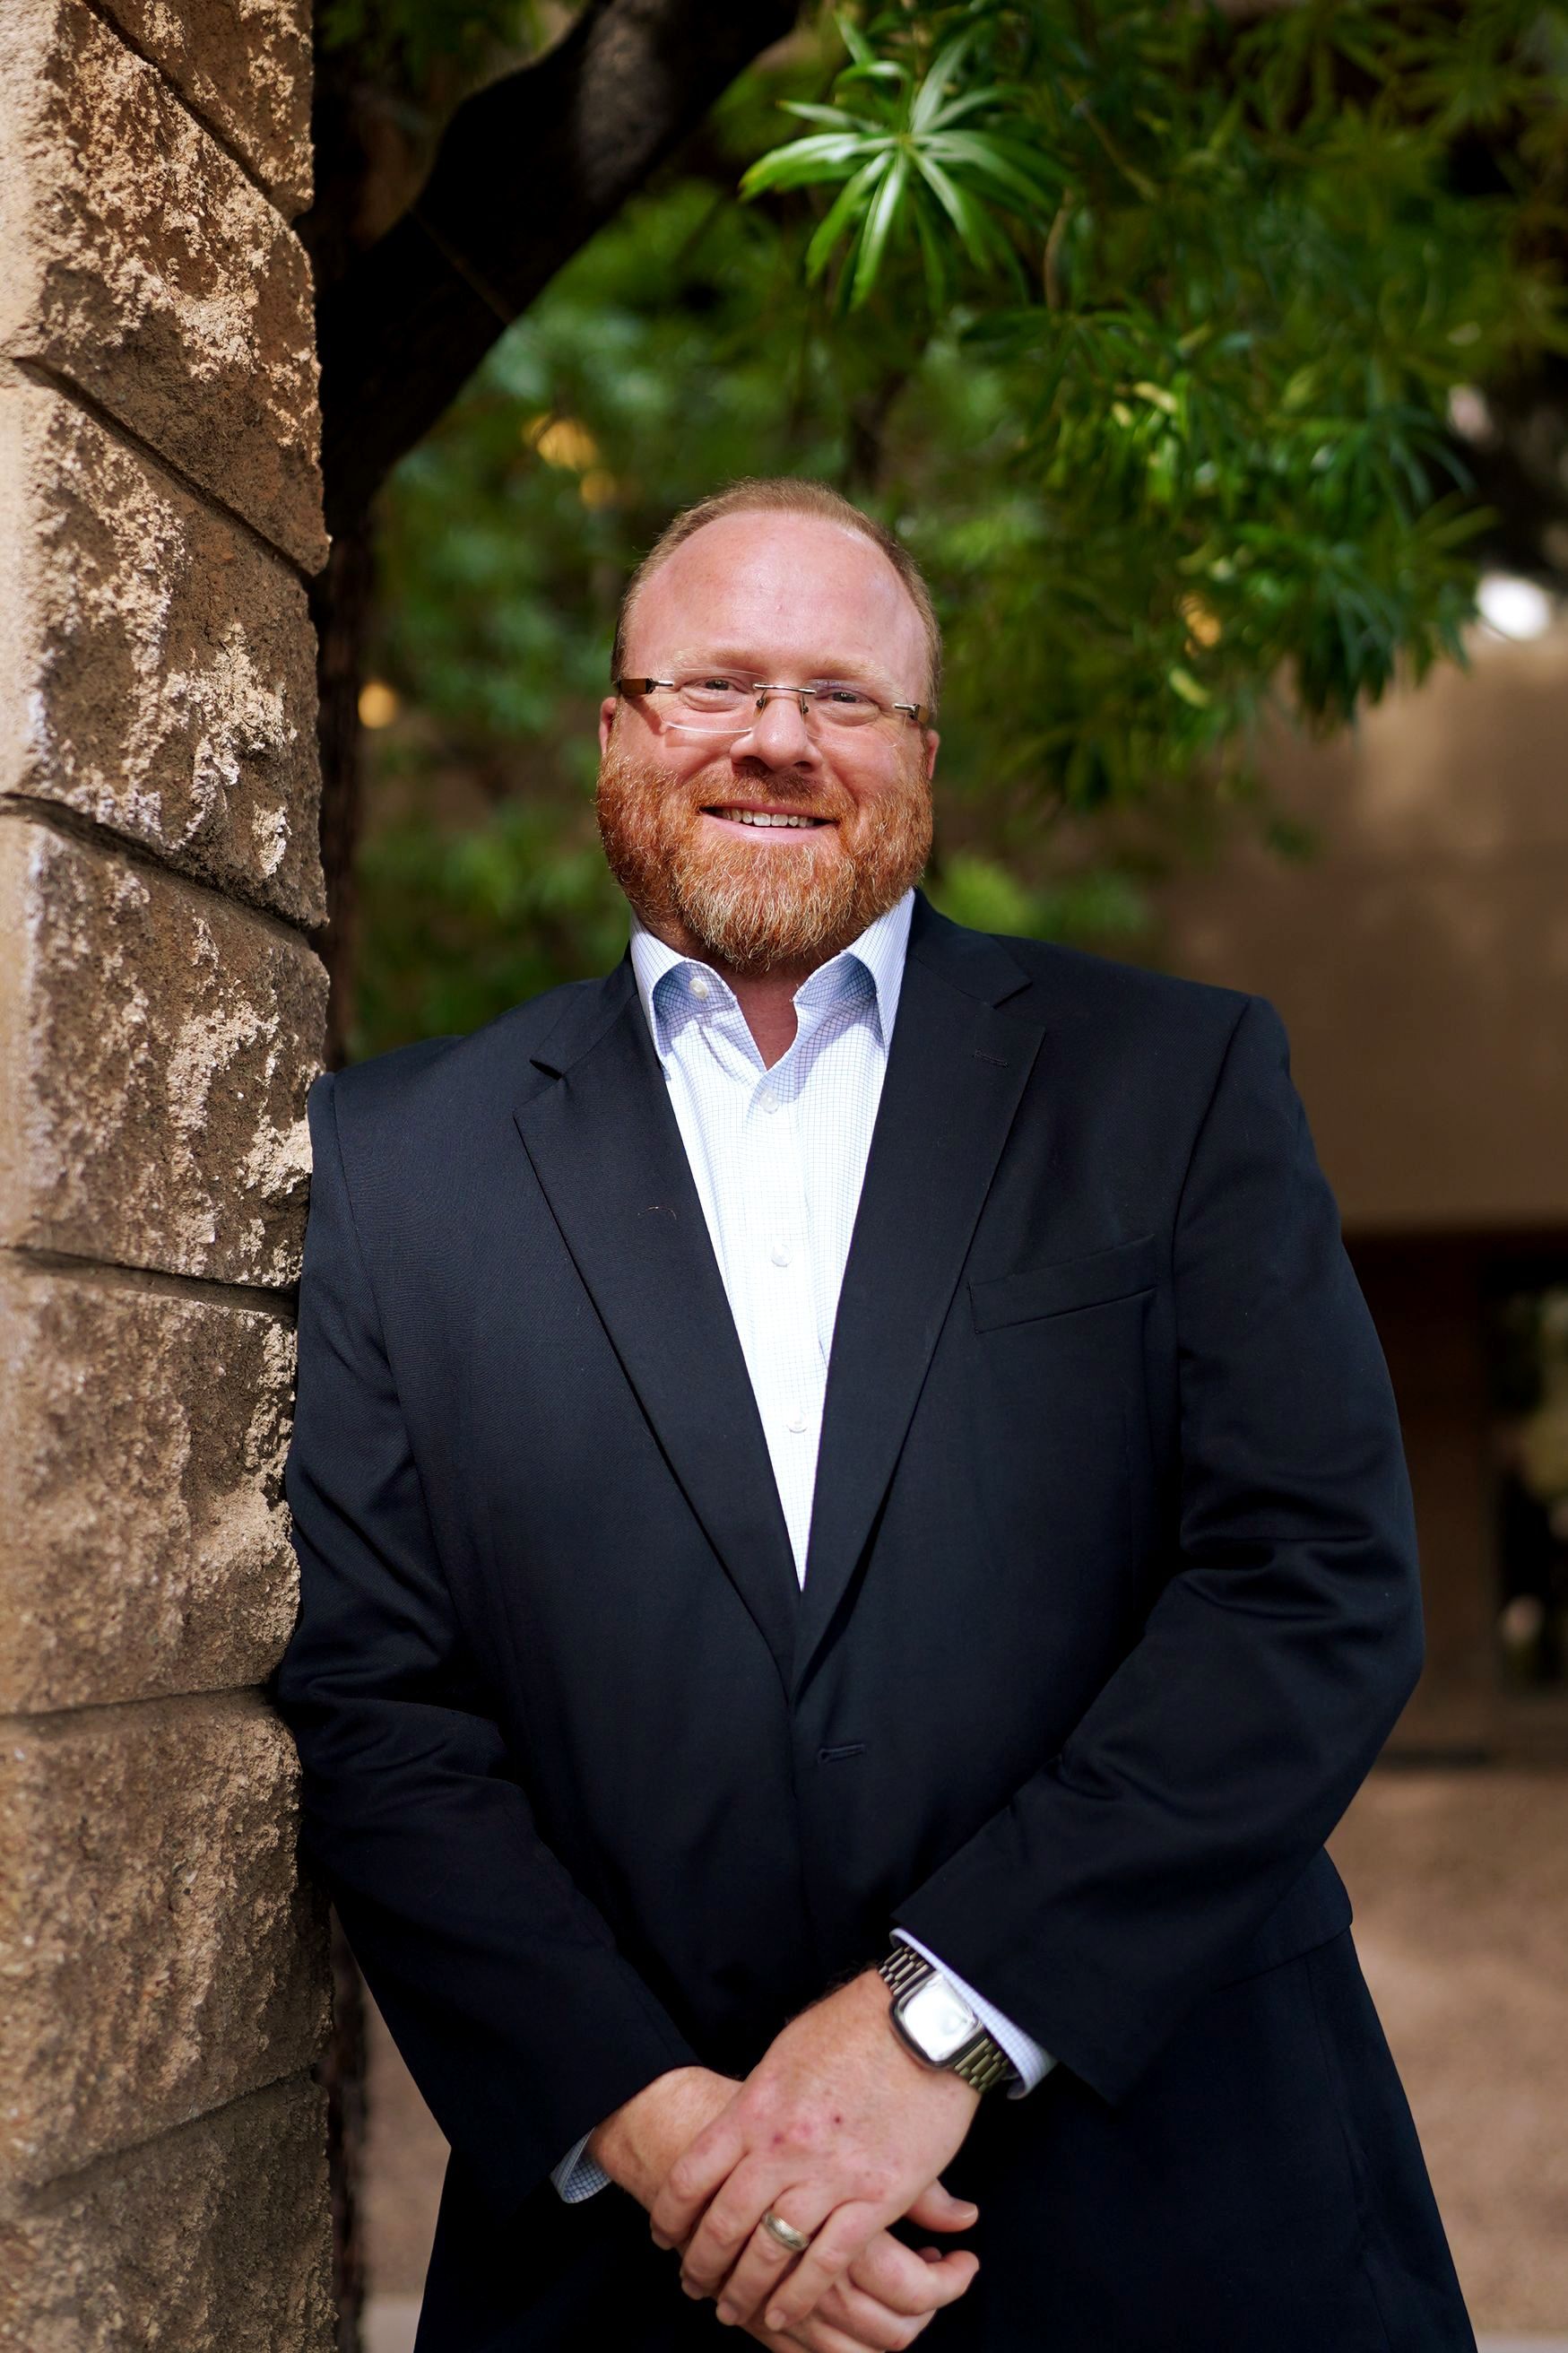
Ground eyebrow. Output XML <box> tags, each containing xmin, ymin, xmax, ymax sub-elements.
<box><xmin>664</xmin><ymin>646</ymin><xmax>905</xmax><ymax>693</ymax></box>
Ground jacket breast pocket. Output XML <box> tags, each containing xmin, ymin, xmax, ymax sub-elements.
<box><xmin>969</xmin><ymin>1232</ymin><xmax>1160</xmax><ymax>1333</ymax></box>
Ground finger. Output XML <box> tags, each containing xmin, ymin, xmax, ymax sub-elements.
<box><xmin>741</xmin><ymin>2325</ymin><xmax>810</xmax><ymax>2353</ymax></box>
<box><xmin>679</xmin><ymin>2157</ymin><xmax>789</xmax><ymax>2300</ymax></box>
<box><xmin>762</xmin><ymin>2202</ymin><xmax>880</xmax><ymax>2336</ymax></box>
<box><xmin>847</xmin><ymin>2232</ymin><xmax>979</xmax><ymax>2317</ymax></box>
<box><xmin>649</xmin><ymin>2109</ymin><xmax>749</xmax><ymax>2251</ymax></box>
<box><xmin>824</xmin><ymin>2272</ymin><xmax>948</xmax><ymax>2349</ymax></box>
<box><xmin>745</xmin><ymin>2308</ymin><xmax>883</xmax><ymax>2353</ymax></box>
<box><xmin>714</xmin><ymin>2184</ymin><xmax>838</xmax><ymax>2330</ymax></box>
<box><xmin>904</xmin><ymin>2178</ymin><xmax>979</xmax><ymax>2235</ymax></box>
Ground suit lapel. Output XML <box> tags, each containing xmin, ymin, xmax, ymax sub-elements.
<box><xmin>512</xmin><ymin>963</ymin><xmax>800</xmax><ymax>1688</ymax></box>
<box><xmin>793</xmin><ymin>901</ymin><xmax>1044</xmax><ymax>1692</ymax></box>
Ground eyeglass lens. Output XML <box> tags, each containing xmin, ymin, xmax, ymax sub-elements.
<box><xmin>664</xmin><ymin>677</ymin><xmax>885</xmax><ymax>732</ymax></box>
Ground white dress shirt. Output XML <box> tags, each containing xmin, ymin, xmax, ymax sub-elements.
<box><xmin>551</xmin><ymin>890</ymin><xmax>1052</xmax><ymax>2201</ymax></box>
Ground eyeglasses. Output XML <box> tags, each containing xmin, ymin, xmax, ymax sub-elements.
<box><xmin>616</xmin><ymin>673</ymin><xmax>929</xmax><ymax>734</ymax></box>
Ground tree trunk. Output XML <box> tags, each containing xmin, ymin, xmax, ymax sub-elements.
<box><xmin>309</xmin><ymin>509</ymin><xmax>376</xmax><ymax>1071</ymax></box>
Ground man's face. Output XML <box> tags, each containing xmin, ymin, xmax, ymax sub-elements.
<box><xmin>595</xmin><ymin>512</ymin><xmax>940</xmax><ymax>976</ymax></box>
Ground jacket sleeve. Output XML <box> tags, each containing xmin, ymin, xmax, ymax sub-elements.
<box><xmin>269</xmin><ymin>1070</ymin><xmax>697</xmax><ymax>2219</ymax></box>
<box><xmin>890</xmin><ymin>994</ymin><xmax>1423</xmax><ymax>2105</ymax></box>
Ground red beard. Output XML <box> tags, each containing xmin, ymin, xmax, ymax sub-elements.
<box><xmin>595</xmin><ymin>740</ymin><xmax>932</xmax><ymax>977</ymax></box>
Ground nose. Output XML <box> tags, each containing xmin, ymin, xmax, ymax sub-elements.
<box><xmin>733</xmin><ymin>688</ymin><xmax>819</xmax><ymax>768</ymax></box>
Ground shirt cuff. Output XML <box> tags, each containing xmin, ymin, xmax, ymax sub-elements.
<box><xmin>892</xmin><ymin>1932</ymin><xmax>1057</xmax><ymax>2097</ymax></box>
<box><xmin>550</xmin><ymin>2131</ymin><xmax>613</xmax><ymax>2202</ymax></box>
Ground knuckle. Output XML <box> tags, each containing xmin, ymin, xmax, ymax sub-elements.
<box><xmin>708</xmin><ymin>2205</ymin><xmax>747</xmax><ymax>2251</ymax></box>
<box><xmin>743</xmin><ymin>2078</ymin><xmax>784</xmax><ymax>2129</ymax></box>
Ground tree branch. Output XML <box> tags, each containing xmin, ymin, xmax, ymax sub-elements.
<box><xmin>316</xmin><ymin>0</ymin><xmax>799</xmax><ymax>533</ymax></box>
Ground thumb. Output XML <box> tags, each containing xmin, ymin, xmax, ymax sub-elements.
<box><xmin>905</xmin><ymin>2176</ymin><xmax>980</xmax><ymax>2234</ymax></box>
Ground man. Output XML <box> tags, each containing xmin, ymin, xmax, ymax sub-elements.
<box><xmin>273</xmin><ymin>479</ymin><xmax>1476</xmax><ymax>2352</ymax></box>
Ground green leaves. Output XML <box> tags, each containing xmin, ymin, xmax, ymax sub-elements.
<box><xmin>741</xmin><ymin>20</ymin><xmax>1060</xmax><ymax>307</ymax></box>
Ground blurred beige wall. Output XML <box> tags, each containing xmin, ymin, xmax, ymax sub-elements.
<box><xmin>1154</xmin><ymin>621</ymin><xmax>1568</xmax><ymax>1763</ymax></box>
<box><xmin>1156</xmin><ymin>624</ymin><xmax>1568</xmax><ymax>1234</ymax></box>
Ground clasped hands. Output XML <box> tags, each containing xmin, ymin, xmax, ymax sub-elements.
<box><xmin>589</xmin><ymin>1968</ymin><xmax>983</xmax><ymax>2351</ymax></box>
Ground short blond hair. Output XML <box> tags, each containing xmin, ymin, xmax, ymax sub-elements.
<box><xmin>611</xmin><ymin>477</ymin><xmax>942</xmax><ymax>716</ymax></box>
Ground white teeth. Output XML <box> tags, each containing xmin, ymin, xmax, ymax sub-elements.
<box><xmin>715</xmin><ymin>808</ymin><xmax>823</xmax><ymax>829</ymax></box>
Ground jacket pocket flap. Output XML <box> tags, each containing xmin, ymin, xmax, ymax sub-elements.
<box><xmin>970</xmin><ymin>1233</ymin><xmax>1159</xmax><ymax>1333</ymax></box>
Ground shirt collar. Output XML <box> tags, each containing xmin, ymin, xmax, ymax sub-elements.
<box><xmin>628</xmin><ymin>889</ymin><xmax>914</xmax><ymax>1060</ymax></box>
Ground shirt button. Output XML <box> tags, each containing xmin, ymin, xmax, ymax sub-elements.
<box><xmin>688</xmin><ymin>974</ymin><xmax>710</xmax><ymax>1001</ymax></box>
<box><xmin>758</xmin><ymin>1088</ymin><xmax>782</xmax><ymax>1113</ymax></box>
<box><xmin>785</xmin><ymin>1409</ymin><xmax>809</xmax><ymax>1434</ymax></box>
<box><xmin>769</xmin><ymin>1238</ymin><xmax>793</xmax><ymax>1267</ymax></box>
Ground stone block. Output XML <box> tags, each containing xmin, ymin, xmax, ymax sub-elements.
<box><xmin>0</xmin><ymin>817</ymin><xmax>326</xmax><ymax>1289</ymax></box>
<box><xmin>91</xmin><ymin>0</ymin><xmax>313</xmax><ymax>219</ymax></box>
<box><xmin>0</xmin><ymin>369</ymin><xmax>325</xmax><ymax>927</ymax></box>
<box><xmin>0</xmin><ymin>1257</ymin><xmax>299</xmax><ymax>1714</ymax></box>
<box><xmin>0</xmin><ymin>2073</ymin><xmax>334</xmax><ymax>2349</ymax></box>
<box><xmin>0</xmin><ymin>0</ymin><xmax>326</xmax><ymax>571</ymax></box>
<box><xmin>0</xmin><ymin>1692</ymin><xmax>331</xmax><ymax>2192</ymax></box>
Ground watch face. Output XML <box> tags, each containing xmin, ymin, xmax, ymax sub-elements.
<box><xmin>900</xmin><ymin>1975</ymin><xmax>980</xmax><ymax>2064</ymax></box>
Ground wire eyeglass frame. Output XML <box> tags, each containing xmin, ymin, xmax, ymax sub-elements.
<box><xmin>615</xmin><ymin>674</ymin><xmax>930</xmax><ymax>733</ymax></box>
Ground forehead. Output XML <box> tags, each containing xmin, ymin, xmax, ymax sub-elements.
<box><xmin>627</xmin><ymin>511</ymin><xmax>927</xmax><ymax>683</ymax></box>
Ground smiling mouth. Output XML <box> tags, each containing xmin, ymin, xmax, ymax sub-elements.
<box><xmin>703</xmin><ymin>805</ymin><xmax>832</xmax><ymax>830</ymax></box>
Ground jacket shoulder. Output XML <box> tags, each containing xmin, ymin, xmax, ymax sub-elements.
<box><xmin>996</xmin><ymin>932</ymin><xmax>1255</xmax><ymax>1037</ymax></box>
<box><xmin>322</xmin><ymin>973</ymin><xmax>616</xmax><ymax>1125</ymax></box>
<box><xmin>310</xmin><ymin>972</ymin><xmax>627</xmax><ymax>1211</ymax></box>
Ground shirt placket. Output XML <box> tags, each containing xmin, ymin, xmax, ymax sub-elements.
<box><xmin>740</xmin><ymin>1051</ymin><xmax>821</xmax><ymax>1583</ymax></box>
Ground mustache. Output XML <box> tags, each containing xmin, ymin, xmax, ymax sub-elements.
<box><xmin>650</xmin><ymin>771</ymin><xmax>864</xmax><ymax>833</ymax></box>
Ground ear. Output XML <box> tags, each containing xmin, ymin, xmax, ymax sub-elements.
<box><xmin>923</xmin><ymin>727</ymin><xmax>940</xmax><ymax>783</ymax></box>
<box><xmin>599</xmin><ymin>696</ymin><xmax>619</xmax><ymax>757</ymax></box>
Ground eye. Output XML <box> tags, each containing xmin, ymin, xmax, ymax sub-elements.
<box><xmin>679</xmin><ymin>673</ymin><xmax>751</xmax><ymax>704</ymax></box>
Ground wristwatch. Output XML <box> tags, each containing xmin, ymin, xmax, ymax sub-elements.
<box><xmin>878</xmin><ymin>1944</ymin><xmax>1018</xmax><ymax>2095</ymax></box>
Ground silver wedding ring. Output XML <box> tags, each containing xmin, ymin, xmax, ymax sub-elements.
<box><xmin>760</xmin><ymin>2210</ymin><xmax>812</xmax><ymax>2256</ymax></box>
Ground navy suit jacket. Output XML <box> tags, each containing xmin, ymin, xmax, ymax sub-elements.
<box><xmin>273</xmin><ymin>896</ymin><xmax>1473</xmax><ymax>2351</ymax></box>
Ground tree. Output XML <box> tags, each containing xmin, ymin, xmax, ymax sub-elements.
<box><xmin>315</xmin><ymin>2</ymin><xmax>1568</xmax><ymax>1060</ymax></box>
<box><xmin>306</xmin><ymin>0</ymin><xmax>801</xmax><ymax>1056</ymax></box>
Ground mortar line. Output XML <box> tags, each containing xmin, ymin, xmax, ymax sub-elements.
<box><xmin>8</xmin><ymin>357</ymin><xmax>324</xmax><ymax>590</ymax></box>
<box><xmin>0</xmin><ymin>791</ymin><xmax>326</xmax><ymax>956</ymax></box>
<box><xmin>0</xmin><ymin>2062</ymin><xmax>326</xmax><ymax>2226</ymax></box>
<box><xmin>0</xmin><ymin>1682</ymin><xmax>278</xmax><ymax>1736</ymax></box>
<box><xmin>2</xmin><ymin>1239</ymin><xmax>299</xmax><ymax>1319</ymax></box>
<box><xmin>74</xmin><ymin>0</ymin><xmax>307</xmax><ymax>226</ymax></box>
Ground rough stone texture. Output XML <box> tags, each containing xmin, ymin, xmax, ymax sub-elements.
<box><xmin>0</xmin><ymin>369</ymin><xmax>325</xmax><ymax>925</ymax></box>
<box><xmin>91</xmin><ymin>0</ymin><xmax>313</xmax><ymax>219</ymax></box>
<box><xmin>0</xmin><ymin>817</ymin><xmax>326</xmax><ymax>1288</ymax></box>
<box><xmin>0</xmin><ymin>2072</ymin><xmax>334</xmax><ymax>2349</ymax></box>
<box><xmin>0</xmin><ymin>0</ymin><xmax>327</xmax><ymax>571</ymax></box>
<box><xmin>0</xmin><ymin>1691</ymin><xmax>331</xmax><ymax>2192</ymax></box>
<box><xmin>0</xmin><ymin>0</ymin><xmax>336</xmax><ymax>2319</ymax></box>
<box><xmin>0</xmin><ymin>1257</ymin><xmax>299</xmax><ymax>1714</ymax></box>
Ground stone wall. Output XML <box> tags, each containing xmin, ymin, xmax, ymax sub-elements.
<box><xmin>0</xmin><ymin>3</ymin><xmax>334</xmax><ymax>2344</ymax></box>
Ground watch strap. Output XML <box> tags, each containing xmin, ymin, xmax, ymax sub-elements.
<box><xmin>879</xmin><ymin>1943</ymin><xmax>931</xmax><ymax>2000</ymax></box>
